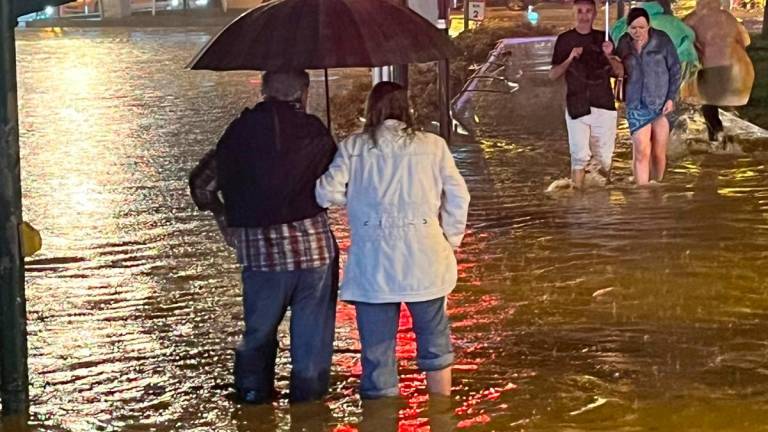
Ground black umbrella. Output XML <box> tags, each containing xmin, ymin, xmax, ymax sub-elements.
<box><xmin>15</xmin><ymin>0</ymin><xmax>76</xmax><ymax>18</ymax></box>
<box><xmin>188</xmin><ymin>0</ymin><xmax>460</xmax><ymax>127</ymax></box>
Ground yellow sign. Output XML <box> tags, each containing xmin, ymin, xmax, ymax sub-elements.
<box><xmin>18</xmin><ymin>221</ymin><xmax>42</xmax><ymax>257</ymax></box>
<box><xmin>448</xmin><ymin>17</ymin><xmax>480</xmax><ymax>37</ymax></box>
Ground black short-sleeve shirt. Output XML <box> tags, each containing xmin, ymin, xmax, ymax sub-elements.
<box><xmin>552</xmin><ymin>29</ymin><xmax>616</xmax><ymax>119</ymax></box>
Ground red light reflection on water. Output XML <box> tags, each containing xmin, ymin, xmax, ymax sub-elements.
<box><xmin>331</xmin><ymin>298</ymin><xmax>518</xmax><ymax>431</ymax></box>
<box><xmin>329</xmin><ymin>214</ymin><xmax>508</xmax><ymax>430</ymax></box>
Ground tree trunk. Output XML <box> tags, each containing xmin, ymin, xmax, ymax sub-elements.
<box><xmin>762</xmin><ymin>4</ymin><xmax>767</xmax><ymax>38</ymax></box>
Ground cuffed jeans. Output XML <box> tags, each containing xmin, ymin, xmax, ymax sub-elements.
<box><xmin>234</xmin><ymin>262</ymin><xmax>337</xmax><ymax>403</ymax></box>
<box><xmin>354</xmin><ymin>297</ymin><xmax>454</xmax><ymax>399</ymax></box>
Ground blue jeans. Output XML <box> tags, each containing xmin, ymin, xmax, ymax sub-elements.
<box><xmin>354</xmin><ymin>297</ymin><xmax>454</xmax><ymax>399</ymax></box>
<box><xmin>234</xmin><ymin>262</ymin><xmax>337</xmax><ymax>403</ymax></box>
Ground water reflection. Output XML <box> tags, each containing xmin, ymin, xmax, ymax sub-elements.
<box><xmin>12</xmin><ymin>27</ymin><xmax>768</xmax><ymax>431</ymax></box>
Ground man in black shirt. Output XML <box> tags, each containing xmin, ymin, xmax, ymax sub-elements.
<box><xmin>550</xmin><ymin>0</ymin><xmax>623</xmax><ymax>188</ymax></box>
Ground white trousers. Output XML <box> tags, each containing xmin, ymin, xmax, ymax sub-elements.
<box><xmin>565</xmin><ymin>107</ymin><xmax>618</xmax><ymax>171</ymax></box>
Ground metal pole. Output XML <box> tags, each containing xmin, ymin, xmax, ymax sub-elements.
<box><xmin>438</xmin><ymin>59</ymin><xmax>451</xmax><ymax>140</ymax></box>
<box><xmin>437</xmin><ymin>1</ymin><xmax>451</xmax><ymax>141</ymax></box>
<box><xmin>0</xmin><ymin>0</ymin><xmax>30</xmax><ymax>416</ymax></box>
<box><xmin>763</xmin><ymin>3</ymin><xmax>768</xmax><ymax>38</ymax></box>
<box><xmin>463</xmin><ymin>0</ymin><xmax>469</xmax><ymax>31</ymax></box>
<box><xmin>324</xmin><ymin>68</ymin><xmax>332</xmax><ymax>132</ymax></box>
<box><xmin>392</xmin><ymin>65</ymin><xmax>408</xmax><ymax>89</ymax></box>
<box><xmin>393</xmin><ymin>0</ymin><xmax>409</xmax><ymax>89</ymax></box>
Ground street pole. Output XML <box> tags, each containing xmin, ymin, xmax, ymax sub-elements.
<box><xmin>393</xmin><ymin>0</ymin><xmax>409</xmax><ymax>89</ymax></box>
<box><xmin>438</xmin><ymin>59</ymin><xmax>451</xmax><ymax>140</ymax></box>
<box><xmin>0</xmin><ymin>0</ymin><xmax>30</xmax><ymax>416</ymax></box>
<box><xmin>763</xmin><ymin>3</ymin><xmax>768</xmax><ymax>38</ymax></box>
<box><xmin>463</xmin><ymin>0</ymin><xmax>469</xmax><ymax>31</ymax></box>
<box><xmin>437</xmin><ymin>0</ymin><xmax>451</xmax><ymax>141</ymax></box>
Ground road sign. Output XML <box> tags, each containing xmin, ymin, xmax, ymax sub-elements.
<box><xmin>468</xmin><ymin>0</ymin><xmax>485</xmax><ymax>21</ymax></box>
<box><xmin>448</xmin><ymin>16</ymin><xmax>479</xmax><ymax>36</ymax></box>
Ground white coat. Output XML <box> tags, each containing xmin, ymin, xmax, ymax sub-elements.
<box><xmin>315</xmin><ymin>120</ymin><xmax>470</xmax><ymax>303</ymax></box>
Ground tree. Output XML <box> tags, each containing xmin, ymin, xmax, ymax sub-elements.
<box><xmin>763</xmin><ymin>3</ymin><xmax>767</xmax><ymax>38</ymax></box>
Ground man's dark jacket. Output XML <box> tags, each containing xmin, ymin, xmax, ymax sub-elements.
<box><xmin>216</xmin><ymin>99</ymin><xmax>336</xmax><ymax>228</ymax></box>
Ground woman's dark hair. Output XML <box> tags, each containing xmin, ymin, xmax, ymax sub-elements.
<box><xmin>627</xmin><ymin>7</ymin><xmax>651</xmax><ymax>27</ymax></box>
<box><xmin>363</xmin><ymin>81</ymin><xmax>414</xmax><ymax>147</ymax></box>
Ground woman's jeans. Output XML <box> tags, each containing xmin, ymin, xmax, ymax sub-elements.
<box><xmin>234</xmin><ymin>262</ymin><xmax>337</xmax><ymax>403</ymax></box>
<box><xmin>354</xmin><ymin>297</ymin><xmax>454</xmax><ymax>399</ymax></box>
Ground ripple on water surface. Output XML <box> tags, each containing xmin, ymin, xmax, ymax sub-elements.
<box><xmin>9</xmin><ymin>28</ymin><xmax>768</xmax><ymax>431</ymax></box>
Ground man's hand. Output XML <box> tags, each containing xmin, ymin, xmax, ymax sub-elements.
<box><xmin>606</xmin><ymin>54</ymin><xmax>624</xmax><ymax>78</ymax></box>
<box><xmin>601</xmin><ymin>41</ymin><xmax>614</xmax><ymax>56</ymax></box>
<box><xmin>569</xmin><ymin>47</ymin><xmax>584</xmax><ymax>61</ymax></box>
<box><xmin>662</xmin><ymin>100</ymin><xmax>675</xmax><ymax>115</ymax></box>
<box><xmin>549</xmin><ymin>46</ymin><xmax>583</xmax><ymax>80</ymax></box>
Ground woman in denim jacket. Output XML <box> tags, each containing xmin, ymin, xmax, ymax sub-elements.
<box><xmin>616</xmin><ymin>8</ymin><xmax>681</xmax><ymax>185</ymax></box>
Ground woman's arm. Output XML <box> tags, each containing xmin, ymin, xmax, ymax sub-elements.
<box><xmin>315</xmin><ymin>137</ymin><xmax>352</xmax><ymax>208</ymax></box>
<box><xmin>664</xmin><ymin>35</ymin><xmax>682</xmax><ymax>106</ymax></box>
<box><xmin>438</xmin><ymin>140</ymin><xmax>470</xmax><ymax>249</ymax></box>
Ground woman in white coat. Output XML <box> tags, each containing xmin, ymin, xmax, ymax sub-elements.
<box><xmin>316</xmin><ymin>82</ymin><xmax>470</xmax><ymax>399</ymax></box>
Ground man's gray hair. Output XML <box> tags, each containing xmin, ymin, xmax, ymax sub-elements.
<box><xmin>262</xmin><ymin>70</ymin><xmax>310</xmax><ymax>101</ymax></box>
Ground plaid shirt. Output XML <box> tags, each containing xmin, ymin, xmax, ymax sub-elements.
<box><xmin>189</xmin><ymin>149</ymin><xmax>335</xmax><ymax>272</ymax></box>
<box><xmin>230</xmin><ymin>213</ymin><xmax>335</xmax><ymax>272</ymax></box>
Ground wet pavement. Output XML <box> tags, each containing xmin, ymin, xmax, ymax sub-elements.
<box><xmin>5</xmin><ymin>27</ymin><xmax>768</xmax><ymax>431</ymax></box>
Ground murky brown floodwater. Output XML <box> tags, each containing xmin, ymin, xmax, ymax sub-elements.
<box><xmin>4</xmin><ymin>27</ymin><xmax>768</xmax><ymax>431</ymax></box>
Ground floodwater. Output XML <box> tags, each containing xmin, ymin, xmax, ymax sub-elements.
<box><xmin>5</xmin><ymin>28</ymin><xmax>768</xmax><ymax>431</ymax></box>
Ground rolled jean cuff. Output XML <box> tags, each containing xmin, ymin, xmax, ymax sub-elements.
<box><xmin>418</xmin><ymin>352</ymin><xmax>454</xmax><ymax>372</ymax></box>
<box><xmin>360</xmin><ymin>385</ymin><xmax>400</xmax><ymax>400</ymax></box>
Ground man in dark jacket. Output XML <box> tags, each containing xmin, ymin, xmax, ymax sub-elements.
<box><xmin>190</xmin><ymin>70</ymin><xmax>337</xmax><ymax>404</ymax></box>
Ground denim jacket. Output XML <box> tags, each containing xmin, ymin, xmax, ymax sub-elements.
<box><xmin>616</xmin><ymin>28</ymin><xmax>681</xmax><ymax>112</ymax></box>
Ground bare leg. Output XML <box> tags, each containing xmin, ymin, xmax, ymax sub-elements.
<box><xmin>632</xmin><ymin>124</ymin><xmax>653</xmax><ymax>185</ymax></box>
<box><xmin>650</xmin><ymin>116</ymin><xmax>669</xmax><ymax>182</ymax></box>
<box><xmin>426</xmin><ymin>367</ymin><xmax>452</xmax><ymax>396</ymax></box>
<box><xmin>571</xmin><ymin>168</ymin><xmax>585</xmax><ymax>189</ymax></box>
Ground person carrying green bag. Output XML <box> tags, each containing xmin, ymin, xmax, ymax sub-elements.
<box><xmin>611</xmin><ymin>1</ymin><xmax>699</xmax><ymax>81</ymax></box>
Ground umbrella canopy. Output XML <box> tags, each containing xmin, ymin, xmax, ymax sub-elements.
<box><xmin>188</xmin><ymin>0</ymin><xmax>460</xmax><ymax>71</ymax></box>
<box><xmin>15</xmin><ymin>0</ymin><xmax>75</xmax><ymax>17</ymax></box>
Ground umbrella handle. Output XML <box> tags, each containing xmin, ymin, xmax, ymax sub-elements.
<box><xmin>324</xmin><ymin>69</ymin><xmax>332</xmax><ymax>133</ymax></box>
<box><xmin>605</xmin><ymin>0</ymin><xmax>610</xmax><ymax>41</ymax></box>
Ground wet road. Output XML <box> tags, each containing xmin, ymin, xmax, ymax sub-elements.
<box><xmin>6</xmin><ymin>27</ymin><xmax>768</xmax><ymax>431</ymax></box>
